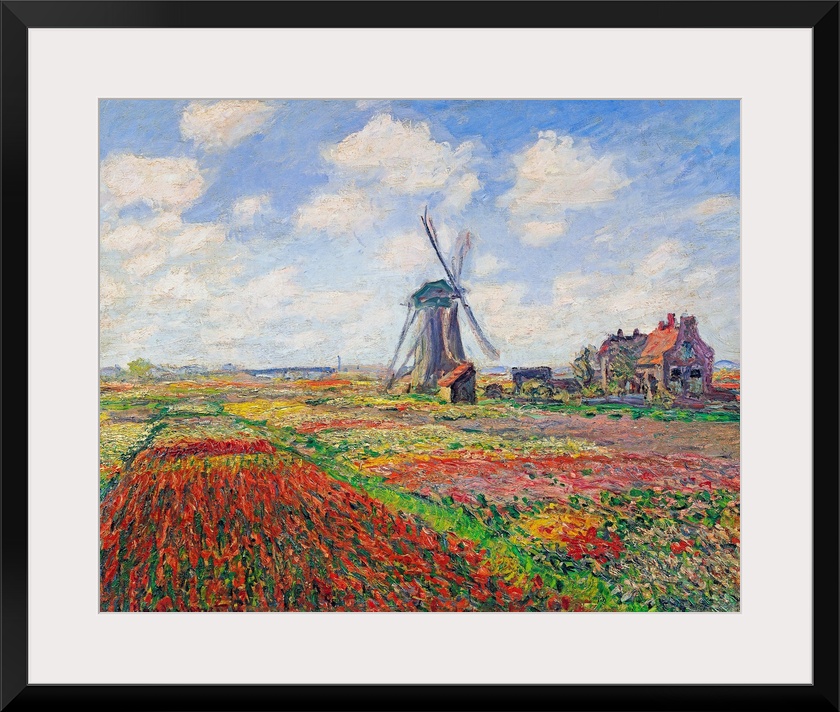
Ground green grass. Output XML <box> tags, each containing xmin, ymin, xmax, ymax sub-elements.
<box><xmin>512</xmin><ymin>400</ymin><xmax>739</xmax><ymax>422</ymax></box>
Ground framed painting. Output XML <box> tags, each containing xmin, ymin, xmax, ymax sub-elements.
<box><xmin>5</xmin><ymin>1</ymin><xmax>837</xmax><ymax>710</ymax></box>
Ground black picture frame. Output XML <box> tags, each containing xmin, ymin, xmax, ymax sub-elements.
<box><xmin>3</xmin><ymin>2</ymin><xmax>837</xmax><ymax>710</ymax></box>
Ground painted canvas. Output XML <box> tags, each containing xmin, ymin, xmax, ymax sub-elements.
<box><xmin>99</xmin><ymin>100</ymin><xmax>740</xmax><ymax>612</ymax></box>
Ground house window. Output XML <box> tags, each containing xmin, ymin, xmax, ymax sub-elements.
<box><xmin>688</xmin><ymin>368</ymin><xmax>703</xmax><ymax>396</ymax></box>
<box><xmin>670</xmin><ymin>368</ymin><xmax>682</xmax><ymax>381</ymax></box>
<box><xmin>681</xmin><ymin>341</ymin><xmax>694</xmax><ymax>359</ymax></box>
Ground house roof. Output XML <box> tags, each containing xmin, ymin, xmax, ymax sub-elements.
<box><xmin>638</xmin><ymin>325</ymin><xmax>678</xmax><ymax>365</ymax></box>
<box><xmin>438</xmin><ymin>361</ymin><xmax>474</xmax><ymax>387</ymax></box>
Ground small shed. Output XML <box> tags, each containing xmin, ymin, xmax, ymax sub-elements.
<box><xmin>438</xmin><ymin>362</ymin><xmax>476</xmax><ymax>404</ymax></box>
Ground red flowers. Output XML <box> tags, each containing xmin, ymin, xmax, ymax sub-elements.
<box><xmin>562</xmin><ymin>527</ymin><xmax>625</xmax><ymax>564</ymax></box>
<box><xmin>100</xmin><ymin>439</ymin><xmax>553</xmax><ymax>612</ymax></box>
<box><xmin>670</xmin><ymin>540</ymin><xmax>691</xmax><ymax>555</ymax></box>
<box><xmin>142</xmin><ymin>438</ymin><xmax>275</xmax><ymax>460</ymax></box>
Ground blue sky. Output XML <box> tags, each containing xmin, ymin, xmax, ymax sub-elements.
<box><xmin>99</xmin><ymin>99</ymin><xmax>740</xmax><ymax>369</ymax></box>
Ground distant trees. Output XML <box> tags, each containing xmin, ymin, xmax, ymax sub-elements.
<box><xmin>127</xmin><ymin>358</ymin><xmax>154</xmax><ymax>381</ymax></box>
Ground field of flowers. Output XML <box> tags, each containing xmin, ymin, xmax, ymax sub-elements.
<box><xmin>100</xmin><ymin>374</ymin><xmax>740</xmax><ymax>611</ymax></box>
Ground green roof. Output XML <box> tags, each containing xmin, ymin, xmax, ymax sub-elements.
<box><xmin>411</xmin><ymin>279</ymin><xmax>456</xmax><ymax>309</ymax></box>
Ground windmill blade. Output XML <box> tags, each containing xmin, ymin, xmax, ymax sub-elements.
<box><xmin>385</xmin><ymin>305</ymin><xmax>417</xmax><ymax>390</ymax></box>
<box><xmin>460</xmin><ymin>297</ymin><xmax>500</xmax><ymax>360</ymax></box>
<box><xmin>421</xmin><ymin>207</ymin><xmax>499</xmax><ymax>361</ymax></box>
<box><xmin>450</xmin><ymin>229</ymin><xmax>472</xmax><ymax>288</ymax></box>
<box><xmin>388</xmin><ymin>333</ymin><xmax>420</xmax><ymax>391</ymax></box>
<box><xmin>420</xmin><ymin>208</ymin><xmax>462</xmax><ymax>294</ymax></box>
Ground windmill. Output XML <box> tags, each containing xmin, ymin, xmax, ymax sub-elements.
<box><xmin>385</xmin><ymin>208</ymin><xmax>500</xmax><ymax>403</ymax></box>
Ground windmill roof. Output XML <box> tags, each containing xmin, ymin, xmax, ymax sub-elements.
<box><xmin>438</xmin><ymin>362</ymin><xmax>474</xmax><ymax>387</ymax></box>
<box><xmin>412</xmin><ymin>279</ymin><xmax>456</xmax><ymax>309</ymax></box>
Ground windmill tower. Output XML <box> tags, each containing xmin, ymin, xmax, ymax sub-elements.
<box><xmin>385</xmin><ymin>208</ymin><xmax>499</xmax><ymax>403</ymax></box>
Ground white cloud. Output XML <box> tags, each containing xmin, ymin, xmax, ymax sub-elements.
<box><xmin>101</xmin><ymin>212</ymin><xmax>224</xmax><ymax>259</ymax></box>
<box><xmin>439</xmin><ymin>172</ymin><xmax>481</xmax><ymax>213</ymax></box>
<box><xmin>99</xmin><ymin>273</ymin><xmax>126</xmax><ymax>307</ymax></box>
<box><xmin>238</xmin><ymin>267</ymin><xmax>301</xmax><ymax>310</ymax></box>
<box><xmin>101</xmin><ymin>221</ymin><xmax>161</xmax><ymax>253</ymax></box>
<box><xmin>499</xmin><ymin>131</ymin><xmax>628</xmax><ymax>246</ymax></box>
<box><xmin>692</xmin><ymin>195</ymin><xmax>740</xmax><ymax>216</ymax></box>
<box><xmin>100</xmin><ymin>154</ymin><xmax>205</xmax><ymax>212</ymax></box>
<box><xmin>170</xmin><ymin>222</ymin><xmax>226</xmax><ymax>257</ymax></box>
<box><xmin>639</xmin><ymin>240</ymin><xmax>691</xmax><ymax>276</ymax></box>
<box><xmin>149</xmin><ymin>267</ymin><xmax>211</xmax><ymax>306</ymax></box>
<box><xmin>122</xmin><ymin>248</ymin><xmax>169</xmax><ymax>278</ymax></box>
<box><xmin>296</xmin><ymin>187</ymin><xmax>378</xmax><ymax>236</ymax></box>
<box><xmin>326</xmin><ymin>114</ymin><xmax>479</xmax><ymax>196</ymax></box>
<box><xmin>519</xmin><ymin>220</ymin><xmax>569</xmax><ymax>246</ymax></box>
<box><xmin>294</xmin><ymin>114</ymin><xmax>482</xmax><ymax>245</ymax></box>
<box><xmin>231</xmin><ymin>194</ymin><xmax>271</xmax><ymax>226</ymax></box>
<box><xmin>180</xmin><ymin>100</ymin><xmax>276</xmax><ymax>150</ymax></box>
<box><xmin>101</xmin><ymin>210</ymin><xmax>228</xmax><ymax>282</ymax></box>
<box><xmin>376</xmin><ymin>231</ymin><xmax>437</xmax><ymax>273</ymax></box>
<box><xmin>688</xmin><ymin>194</ymin><xmax>740</xmax><ymax>219</ymax></box>
<box><xmin>472</xmin><ymin>253</ymin><xmax>507</xmax><ymax>278</ymax></box>
<box><xmin>503</xmin><ymin>131</ymin><xmax>627</xmax><ymax>212</ymax></box>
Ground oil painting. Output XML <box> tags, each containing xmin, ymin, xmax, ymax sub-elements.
<box><xmin>100</xmin><ymin>100</ymin><xmax>740</xmax><ymax>612</ymax></box>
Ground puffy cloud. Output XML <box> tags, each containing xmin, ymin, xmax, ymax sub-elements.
<box><xmin>101</xmin><ymin>212</ymin><xmax>224</xmax><ymax>257</ymax></box>
<box><xmin>237</xmin><ymin>267</ymin><xmax>301</xmax><ymax>309</ymax></box>
<box><xmin>472</xmin><ymin>253</ymin><xmax>507</xmax><ymax>278</ymax></box>
<box><xmin>148</xmin><ymin>267</ymin><xmax>211</xmax><ymax>306</ymax></box>
<box><xmin>99</xmin><ymin>273</ymin><xmax>126</xmax><ymax>308</ymax></box>
<box><xmin>170</xmin><ymin>222</ymin><xmax>226</xmax><ymax>257</ymax></box>
<box><xmin>499</xmin><ymin>131</ymin><xmax>628</xmax><ymax>245</ymax></box>
<box><xmin>101</xmin><ymin>154</ymin><xmax>205</xmax><ymax>212</ymax></box>
<box><xmin>519</xmin><ymin>220</ymin><xmax>569</xmax><ymax>247</ymax></box>
<box><xmin>296</xmin><ymin>187</ymin><xmax>378</xmax><ymax>236</ymax></box>
<box><xmin>121</xmin><ymin>248</ymin><xmax>169</xmax><ymax>278</ymax></box>
<box><xmin>638</xmin><ymin>240</ymin><xmax>690</xmax><ymax>276</ymax></box>
<box><xmin>326</xmin><ymin>113</ymin><xmax>479</xmax><ymax>195</ymax></box>
<box><xmin>294</xmin><ymin>114</ymin><xmax>482</xmax><ymax>242</ymax></box>
<box><xmin>375</xmin><ymin>231</ymin><xmax>438</xmax><ymax>273</ymax></box>
<box><xmin>180</xmin><ymin>100</ymin><xmax>276</xmax><ymax>150</ymax></box>
<box><xmin>101</xmin><ymin>211</ymin><xmax>226</xmax><ymax>277</ymax></box>
<box><xmin>231</xmin><ymin>194</ymin><xmax>271</xmax><ymax>226</ymax></box>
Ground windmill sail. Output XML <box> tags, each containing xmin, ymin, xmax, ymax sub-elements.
<box><xmin>385</xmin><ymin>305</ymin><xmax>417</xmax><ymax>390</ymax></box>
<box><xmin>420</xmin><ymin>209</ymin><xmax>500</xmax><ymax>361</ymax></box>
<box><xmin>450</xmin><ymin>229</ymin><xmax>472</xmax><ymax>286</ymax></box>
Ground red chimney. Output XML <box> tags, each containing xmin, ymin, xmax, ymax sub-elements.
<box><xmin>658</xmin><ymin>321</ymin><xmax>665</xmax><ymax>330</ymax></box>
<box><xmin>667</xmin><ymin>313</ymin><xmax>676</xmax><ymax>328</ymax></box>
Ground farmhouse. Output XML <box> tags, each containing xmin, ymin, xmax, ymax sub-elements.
<box><xmin>635</xmin><ymin>313</ymin><xmax>714</xmax><ymax>398</ymax></box>
<box><xmin>597</xmin><ymin>327</ymin><xmax>649</xmax><ymax>392</ymax></box>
